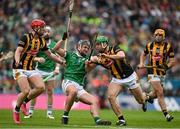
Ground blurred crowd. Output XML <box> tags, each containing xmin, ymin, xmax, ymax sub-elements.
<box><xmin>0</xmin><ymin>0</ymin><xmax>180</xmax><ymax>99</ymax></box>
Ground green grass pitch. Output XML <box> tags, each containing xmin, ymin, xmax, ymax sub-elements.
<box><xmin>0</xmin><ymin>109</ymin><xmax>180</xmax><ymax>129</ymax></box>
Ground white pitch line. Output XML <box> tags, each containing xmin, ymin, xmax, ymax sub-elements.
<box><xmin>3</xmin><ymin>127</ymin><xmax>180</xmax><ymax>129</ymax></box>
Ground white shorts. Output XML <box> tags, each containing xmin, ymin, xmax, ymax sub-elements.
<box><xmin>110</xmin><ymin>72</ymin><xmax>139</xmax><ymax>89</ymax></box>
<box><xmin>62</xmin><ymin>79</ymin><xmax>87</xmax><ymax>99</ymax></box>
<box><xmin>12</xmin><ymin>69</ymin><xmax>41</xmax><ymax>80</ymax></box>
<box><xmin>148</xmin><ymin>74</ymin><xmax>165</xmax><ymax>85</ymax></box>
<box><xmin>36</xmin><ymin>69</ymin><xmax>55</xmax><ymax>81</ymax></box>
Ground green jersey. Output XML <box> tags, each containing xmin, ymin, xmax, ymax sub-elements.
<box><xmin>36</xmin><ymin>39</ymin><xmax>56</xmax><ymax>72</ymax></box>
<box><xmin>64</xmin><ymin>51</ymin><xmax>88</xmax><ymax>85</ymax></box>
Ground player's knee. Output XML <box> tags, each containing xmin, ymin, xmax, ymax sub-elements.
<box><xmin>22</xmin><ymin>88</ymin><xmax>30</xmax><ymax>95</ymax></box>
<box><xmin>108</xmin><ymin>94</ymin><xmax>116</xmax><ymax>102</ymax></box>
<box><xmin>68</xmin><ymin>89</ymin><xmax>77</xmax><ymax>97</ymax></box>
<box><xmin>157</xmin><ymin>90</ymin><xmax>164</xmax><ymax>98</ymax></box>
<box><xmin>137</xmin><ymin>98</ymin><xmax>144</xmax><ymax>104</ymax></box>
<box><xmin>37</xmin><ymin>85</ymin><xmax>45</xmax><ymax>92</ymax></box>
<box><xmin>47</xmin><ymin>89</ymin><xmax>53</xmax><ymax>96</ymax></box>
<box><xmin>91</xmin><ymin>97</ymin><xmax>98</xmax><ymax>106</ymax></box>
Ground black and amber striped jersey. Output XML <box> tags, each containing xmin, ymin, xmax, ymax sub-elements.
<box><xmin>99</xmin><ymin>45</ymin><xmax>134</xmax><ymax>79</ymax></box>
<box><xmin>144</xmin><ymin>41</ymin><xmax>175</xmax><ymax>76</ymax></box>
<box><xmin>12</xmin><ymin>33</ymin><xmax>48</xmax><ymax>70</ymax></box>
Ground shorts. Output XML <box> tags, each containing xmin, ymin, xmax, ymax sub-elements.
<box><xmin>36</xmin><ymin>68</ymin><xmax>55</xmax><ymax>81</ymax></box>
<box><xmin>12</xmin><ymin>69</ymin><xmax>41</xmax><ymax>80</ymax></box>
<box><xmin>110</xmin><ymin>72</ymin><xmax>139</xmax><ymax>89</ymax></box>
<box><xmin>148</xmin><ymin>74</ymin><xmax>165</xmax><ymax>86</ymax></box>
<box><xmin>62</xmin><ymin>79</ymin><xmax>87</xmax><ymax>99</ymax></box>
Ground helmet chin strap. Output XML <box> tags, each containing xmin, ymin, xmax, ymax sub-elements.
<box><xmin>32</xmin><ymin>28</ymin><xmax>42</xmax><ymax>37</ymax></box>
<box><xmin>101</xmin><ymin>43</ymin><xmax>108</xmax><ymax>53</ymax></box>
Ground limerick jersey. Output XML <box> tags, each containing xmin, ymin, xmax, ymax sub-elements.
<box><xmin>144</xmin><ymin>41</ymin><xmax>175</xmax><ymax>76</ymax></box>
<box><xmin>12</xmin><ymin>33</ymin><xmax>48</xmax><ymax>70</ymax></box>
<box><xmin>36</xmin><ymin>39</ymin><xmax>56</xmax><ymax>72</ymax></box>
<box><xmin>64</xmin><ymin>51</ymin><xmax>88</xmax><ymax>85</ymax></box>
<box><xmin>99</xmin><ymin>45</ymin><xmax>134</xmax><ymax>79</ymax></box>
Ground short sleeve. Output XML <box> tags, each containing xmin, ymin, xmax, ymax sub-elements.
<box><xmin>113</xmin><ymin>45</ymin><xmax>122</xmax><ymax>54</ymax></box>
<box><xmin>168</xmin><ymin>44</ymin><xmax>175</xmax><ymax>59</ymax></box>
<box><xmin>40</xmin><ymin>38</ymin><xmax>48</xmax><ymax>51</ymax></box>
<box><xmin>144</xmin><ymin>44</ymin><xmax>149</xmax><ymax>55</ymax></box>
<box><xmin>18</xmin><ymin>34</ymin><xmax>27</xmax><ymax>47</ymax></box>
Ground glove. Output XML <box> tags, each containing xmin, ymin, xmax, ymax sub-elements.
<box><xmin>62</xmin><ymin>32</ymin><xmax>68</xmax><ymax>40</ymax></box>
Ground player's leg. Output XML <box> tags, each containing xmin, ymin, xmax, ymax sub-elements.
<box><xmin>61</xmin><ymin>80</ymin><xmax>78</xmax><ymax>124</ymax></box>
<box><xmin>79</xmin><ymin>92</ymin><xmax>111</xmax><ymax>125</ymax></box>
<box><xmin>13</xmin><ymin>77</ymin><xmax>30</xmax><ymax>123</ymax></box>
<box><xmin>24</xmin><ymin>98</ymin><xmax>36</xmax><ymax>118</ymax></box>
<box><xmin>107</xmin><ymin>82</ymin><xmax>125</xmax><ymax>126</ymax></box>
<box><xmin>46</xmin><ymin>80</ymin><xmax>55</xmax><ymax>119</ymax></box>
<box><xmin>150</xmin><ymin>80</ymin><xmax>173</xmax><ymax>122</ymax></box>
<box><xmin>129</xmin><ymin>86</ymin><xmax>147</xmax><ymax>112</ymax></box>
<box><xmin>25</xmin><ymin>75</ymin><xmax>45</xmax><ymax>102</ymax></box>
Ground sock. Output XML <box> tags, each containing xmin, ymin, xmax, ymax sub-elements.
<box><xmin>24</xmin><ymin>97</ymin><xmax>30</xmax><ymax>103</ymax></box>
<box><xmin>163</xmin><ymin>110</ymin><xmax>168</xmax><ymax>117</ymax></box>
<box><xmin>94</xmin><ymin>116</ymin><xmax>101</xmax><ymax>123</ymax></box>
<box><xmin>47</xmin><ymin>105</ymin><xmax>52</xmax><ymax>115</ymax></box>
<box><xmin>29</xmin><ymin>105</ymin><xmax>34</xmax><ymax>114</ymax></box>
<box><xmin>63</xmin><ymin>111</ymin><xmax>69</xmax><ymax>117</ymax></box>
<box><xmin>118</xmin><ymin>115</ymin><xmax>125</xmax><ymax>121</ymax></box>
<box><xmin>15</xmin><ymin>106</ymin><xmax>20</xmax><ymax>112</ymax></box>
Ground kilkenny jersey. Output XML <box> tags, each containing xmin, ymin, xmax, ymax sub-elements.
<box><xmin>99</xmin><ymin>45</ymin><xmax>134</xmax><ymax>79</ymax></box>
<box><xmin>144</xmin><ymin>41</ymin><xmax>174</xmax><ymax>76</ymax></box>
<box><xmin>12</xmin><ymin>33</ymin><xmax>48</xmax><ymax>70</ymax></box>
<box><xmin>36</xmin><ymin>39</ymin><xmax>56</xmax><ymax>72</ymax></box>
<box><xmin>64</xmin><ymin>51</ymin><xmax>88</xmax><ymax>86</ymax></box>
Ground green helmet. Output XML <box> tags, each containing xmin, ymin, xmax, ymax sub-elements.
<box><xmin>96</xmin><ymin>36</ymin><xmax>108</xmax><ymax>44</ymax></box>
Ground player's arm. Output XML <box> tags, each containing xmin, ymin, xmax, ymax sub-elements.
<box><xmin>44</xmin><ymin>50</ymin><xmax>64</xmax><ymax>65</ymax></box>
<box><xmin>14</xmin><ymin>47</ymin><xmax>23</xmax><ymax>66</ymax></box>
<box><xmin>139</xmin><ymin>44</ymin><xmax>149</xmax><ymax>68</ymax></box>
<box><xmin>85</xmin><ymin>56</ymin><xmax>98</xmax><ymax>72</ymax></box>
<box><xmin>53</xmin><ymin>40</ymin><xmax>66</xmax><ymax>57</ymax></box>
<box><xmin>34</xmin><ymin>57</ymin><xmax>45</xmax><ymax>63</ymax></box>
<box><xmin>53</xmin><ymin>55</ymin><xmax>61</xmax><ymax>75</ymax></box>
<box><xmin>139</xmin><ymin>51</ymin><xmax>147</xmax><ymax>68</ymax></box>
<box><xmin>165</xmin><ymin>44</ymin><xmax>176</xmax><ymax>69</ymax></box>
<box><xmin>52</xmin><ymin>32</ymin><xmax>68</xmax><ymax>57</ymax></box>
<box><xmin>14</xmin><ymin>35</ymin><xmax>27</xmax><ymax>66</ymax></box>
<box><xmin>100</xmin><ymin>51</ymin><xmax>125</xmax><ymax>60</ymax></box>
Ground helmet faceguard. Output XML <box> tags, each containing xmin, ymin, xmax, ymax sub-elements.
<box><xmin>31</xmin><ymin>19</ymin><xmax>46</xmax><ymax>36</ymax></box>
<box><xmin>43</xmin><ymin>26</ymin><xmax>52</xmax><ymax>39</ymax></box>
<box><xmin>78</xmin><ymin>40</ymin><xmax>91</xmax><ymax>48</ymax></box>
<box><xmin>95</xmin><ymin>36</ymin><xmax>109</xmax><ymax>52</ymax></box>
<box><xmin>77</xmin><ymin>40</ymin><xmax>91</xmax><ymax>57</ymax></box>
<box><xmin>154</xmin><ymin>29</ymin><xmax>165</xmax><ymax>43</ymax></box>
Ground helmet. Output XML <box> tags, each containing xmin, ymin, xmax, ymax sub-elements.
<box><xmin>78</xmin><ymin>40</ymin><xmax>90</xmax><ymax>46</ymax></box>
<box><xmin>96</xmin><ymin>36</ymin><xmax>108</xmax><ymax>44</ymax></box>
<box><xmin>31</xmin><ymin>19</ymin><xmax>46</xmax><ymax>29</ymax></box>
<box><xmin>154</xmin><ymin>29</ymin><xmax>165</xmax><ymax>39</ymax></box>
<box><xmin>45</xmin><ymin>26</ymin><xmax>52</xmax><ymax>32</ymax></box>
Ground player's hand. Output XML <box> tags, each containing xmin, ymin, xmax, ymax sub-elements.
<box><xmin>53</xmin><ymin>67</ymin><xmax>60</xmax><ymax>75</ymax></box>
<box><xmin>60</xmin><ymin>60</ymin><xmax>66</xmax><ymax>67</ymax></box>
<box><xmin>138</xmin><ymin>64</ymin><xmax>145</xmax><ymax>69</ymax></box>
<box><xmin>98</xmin><ymin>53</ymin><xmax>107</xmax><ymax>58</ymax></box>
<box><xmin>37</xmin><ymin>57</ymin><xmax>45</xmax><ymax>63</ymax></box>
<box><xmin>15</xmin><ymin>60</ymin><xmax>19</xmax><ymax>68</ymax></box>
<box><xmin>62</xmin><ymin>32</ymin><xmax>68</xmax><ymax>41</ymax></box>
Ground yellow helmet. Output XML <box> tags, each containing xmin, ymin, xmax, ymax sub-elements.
<box><xmin>154</xmin><ymin>29</ymin><xmax>165</xmax><ymax>39</ymax></box>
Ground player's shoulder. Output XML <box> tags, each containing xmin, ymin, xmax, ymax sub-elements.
<box><xmin>112</xmin><ymin>44</ymin><xmax>123</xmax><ymax>53</ymax></box>
<box><xmin>146</xmin><ymin>41</ymin><xmax>153</xmax><ymax>46</ymax></box>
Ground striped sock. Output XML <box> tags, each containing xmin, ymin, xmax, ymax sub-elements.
<box><xmin>29</xmin><ymin>105</ymin><xmax>34</xmax><ymax>114</ymax></box>
<box><xmin>47</xmin><ymin>105</ymin><xmax>52</xmax><ymax>115</ymax></box>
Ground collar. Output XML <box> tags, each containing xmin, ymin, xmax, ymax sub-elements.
<box><xmin>75</xmin><ymin>51</ymin><xmax>83</xmax><ymax>57</ymax></box>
